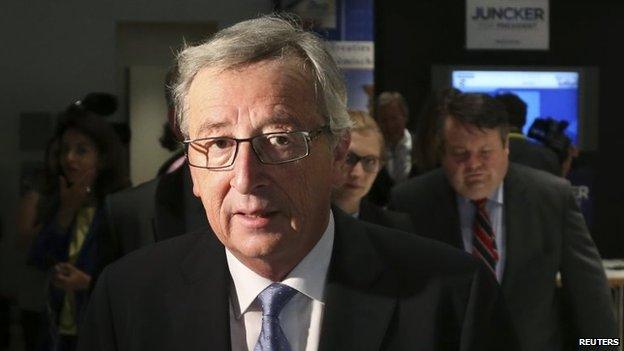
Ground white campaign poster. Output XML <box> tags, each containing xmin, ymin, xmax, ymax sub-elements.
<box><xmin>466</xmin><ymin>0</ymin><xmax>549</xmax><ymax>50</ymax></box>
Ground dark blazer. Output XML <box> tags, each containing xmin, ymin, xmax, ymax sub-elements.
<box><xmin>29</xmin><ymin>203</ymin><xmax>105</xmax><ymax>346</ymax></box>
<box><xmin>358</xmin><ymin>199</ymin><xmax>414</xmax><ymax>233</ymax></box>
<box><xmin>389</xmin><ymin>163</ymin><xmax>617</xmax><ymax>351</ymax></box>
<box><xmin>508</xmin><ymin>135</ymin><xmax>561</xmax><ymax>176</ymax></box>
<box><xmin>78</xmin><ymin>209</ymin><xmax>517</xmax><ymax>351</ymax></box>
<box><xmin>100</xmin><ymin>165</ymin><xmax>208</xmax><ymax>261</ymax></box>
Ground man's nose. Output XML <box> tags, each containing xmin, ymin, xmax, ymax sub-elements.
<box><xmin>465</xmin><ymin>152</ymin><xmax>482</xmax><ymax>170</ymax></box>
<box><xmin>229</xmin><ymin>142</ymin><xmax>268</xmax><ymax>194</ymax></box>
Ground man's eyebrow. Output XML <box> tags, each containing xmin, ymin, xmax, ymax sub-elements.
<box><xmin>195</xmin><ymin>121</ymin><xmax>231</xmax><ymax>135</ymax></box>
<box><xmin>262</xmin><ymin>115</ymin><xmax>305</xmax><ymax>130</ymax></box>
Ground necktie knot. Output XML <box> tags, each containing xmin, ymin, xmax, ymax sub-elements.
<box><xmin>472</xmin><ymin>198</ymin><xmax>488</xmax><ymax>210</ymax></box>
<box><xmin>256</xmin><ymin>283</ymin><xmax>297</xmax><ymax>317</ymax></box>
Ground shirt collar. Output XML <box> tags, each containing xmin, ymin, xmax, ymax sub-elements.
<box><xmin>385</xmin><ymin>129</ymin><xmax>412</xmax><ymax>153</ymax></box>
<box><xmin>226</xmin><ymin>210</ymin><xmax>335</xmax><ymax>317</ymax></box>
<box><xmin>457</xmin><ymin>182</ymin><xmax>504</xmax><ymax>206</ymax></box>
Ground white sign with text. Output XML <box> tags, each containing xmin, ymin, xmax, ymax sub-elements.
<box><xmin>325</xmin><ymin>41</ymin><xmax>374</xmax><ymax>69</ymax></box>
<box><xmin>466</xmin><ymin>0</ymin><xmax>549</xmax><ymax>50</ymax></box>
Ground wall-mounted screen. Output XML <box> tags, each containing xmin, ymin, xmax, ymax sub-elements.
<box><xmin>431</xmin><ymin>65</ymin><xmax>598</xmax><ymax>150</ymax></box>
<box><xmin>452</xmin><ymin>70</ymin><xmax>579</xmax><ymax>144</ymax></box>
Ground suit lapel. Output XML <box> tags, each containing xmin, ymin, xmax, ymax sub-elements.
<box><xmin>319</xmin><ymin>209</ymin><xmax>397</xmax><ymax>351</ymax></box>
<box><xmin>178</xmin><ymin>232</ymin><xmax>232</xmax><ymax>350</ymax></box>
<box><xmin>500</xmin><ymin>165</ymin><xmax>531</xmax><ymax>293</ymax></box>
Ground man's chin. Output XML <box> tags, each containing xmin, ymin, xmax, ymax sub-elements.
<box><xmin>229</xmin><ymin>234</ymin><xmax>291</xmax><ymax>264</ymax></box>
<box><xmin>457</xmin><ymin>182</ymin><xmax>491</xmax><ymax>200</ymax></box>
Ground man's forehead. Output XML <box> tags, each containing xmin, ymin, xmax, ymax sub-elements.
<box><xmin>193</xmin><ymin>113</ymin><xmax>306</xmax><ymax>133</ymax></box>
<box><xmin>186</xmin><ymin>60</ymin><xmax>320</xmax><ymax>135</ymax></box>
<box><xmin>378</xmin><ymin>100</ymin><xmax>405</xmax><ymax>116</ymax></box>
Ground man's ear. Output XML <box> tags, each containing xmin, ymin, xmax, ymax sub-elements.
<box><xmin>189</xmin><ymin>166</ymin><xmax>202</xmax><ymax>198</ymax></box>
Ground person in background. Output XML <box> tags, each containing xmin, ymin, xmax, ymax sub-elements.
<box><xmin>15</xmin><ymin>137</ymin><xmax>60</xmax><ymax>351</ymax></box>
<box><xmin>98</xmin><ymin>62</ymin><xmax>209</xmax><ymax>269</ymax></box>
<box><xmin>332</xmin><ymin>111</ymin><xmax>413</xmax><ymax>232</ymax></box>
<box><xmin>78</xmin><ymin>15</ymin><xmax>516</xmax><ymax>351</ymax></box>
<box><xmin>375</xmin><ymin>91</ymin><xmax>413</xmax><ymax>183</ymax></box>
<box><xmin>412</xmin><ymin>88</ymin><xmax>460</xmax><ymax>175</ymax></box>
<box><xmin>390</xmin><ymin>92</ymin><xmax>616</xmax><ymax>351</ymax></box>
<box><xmin>156</xmin><ymin>65</ymin><xmax>186</xmax><ymax>176</ymax></box>
<box><xmin>28</xmin><ymin>105</ymin><xmax>129</xmax><ymax>351</ymax></box>
<box><xmin>366</xmin><ymin>91</ymin><xmax>413</xmax><ymax>206</ymax></box>
<box><xmin>495</xmin><ymin>93</ymin><xmax>561</xmax><ymax>176</ymax></box>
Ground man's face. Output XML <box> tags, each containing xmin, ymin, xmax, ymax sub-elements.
<box><xmin>334</xmin><ymin>130</ymin><xmax>382</xmax><ymax>203</ymax></box>
<box><xmin>186</xmin><ymin>59</ymin><xmax>347</xmax><ymax>274</ymax></box>
<box><xmin>376</xmin><ymin>101</ymin><xmax>407</xmax><ymax>146</ymax></box>
<box><xmin>441</xmin><ymin>117</ymin><xmax>509</xmax><ymax>200</ymax></box>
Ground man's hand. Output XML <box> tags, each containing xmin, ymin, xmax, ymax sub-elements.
<box><xmin>52</xmin><ymin>262</ymin><xmax>92</xmax><ymax>292</ymax></box>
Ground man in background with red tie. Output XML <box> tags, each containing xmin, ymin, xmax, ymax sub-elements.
<box><xmin>389</xmin><ymin>92</ymin><xmax>616</xmax><ymax>351</ymax></box>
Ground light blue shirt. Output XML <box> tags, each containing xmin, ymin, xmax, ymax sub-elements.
<box><xmin>457</xmin><ymin>184</ymin><xmax>506</xmax><ymax>282</ymax></box>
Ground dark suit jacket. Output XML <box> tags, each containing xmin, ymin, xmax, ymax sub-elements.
<box><xmin>358</xmin><ymin>199</ymin><xmax>414</xmax><ymax>233</ymax></box>
<box><xmin>78</xmin><ymin>209</ymin><xmax>517</xmax><ymax>351</ymax></box>
<box><xmin>389</xmin><ymin>163</ymin><xmax>617</xmax><ymax>351</ymax></box>
<box><xmin>100</xmin><ymin>165</ymin><xmax>208</xmax><ymax>261</ymax></box>
<box><xmin>508</xmin><ymin>135</ymin><xmax>560</xmax><ymax>176</ymax></box>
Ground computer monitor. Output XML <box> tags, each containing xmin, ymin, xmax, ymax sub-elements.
<box><xmin>431</xmin><ymin>65</ymin><xmax>598</xmax><ymax>150</ymax></box>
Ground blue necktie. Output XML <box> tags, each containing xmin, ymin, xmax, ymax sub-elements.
<box><xmin>254</xmin><ymin>283</ymin><xmax>297</xmax><ymax>351</ymax></box>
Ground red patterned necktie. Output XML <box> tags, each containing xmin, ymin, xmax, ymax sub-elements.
<box><xmin>472</xmin><ymin>198</ymin><xmax>499</xmax><ymax>276</ymax></box>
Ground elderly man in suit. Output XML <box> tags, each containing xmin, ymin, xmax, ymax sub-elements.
<box><xmin>78</xmin><ymin>16</ymin><xmax>517</xmax><ymax>351</ymax></box>
<box><xmin>389</xmin><ymin>92</ymin><xmax>616</xmax><ymax>351</ymax></box>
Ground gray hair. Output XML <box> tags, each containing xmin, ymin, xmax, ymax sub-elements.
<box><xmin>173</xmin><ymin>14</ymin><xmax>352</xmax><ymax>143</ymax></box>
<box><xmin>375</xmin><ymin>91</ymin><xmax>409</xmax><ymax>117</ymax></box>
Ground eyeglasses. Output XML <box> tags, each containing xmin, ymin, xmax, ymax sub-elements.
<box><xmin>183</xmin><ymin>126</ymin><xmax>330</xmax><ymax>169</ymax></box>
<box><xmin>345</xmin><ymin>152</ymin><xmax>381</xmax><ymax>173</ymax></box>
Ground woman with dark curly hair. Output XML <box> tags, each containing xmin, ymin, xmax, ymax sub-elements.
<box><xmin>29</xmin><ymin>104</ymin><xmax>129</xmax><ymax>351</ymax></box>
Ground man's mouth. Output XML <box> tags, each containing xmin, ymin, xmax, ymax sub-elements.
<box><xmin>233</xmin><ymin>210</ymin><xmax>279</xmax><ymax>229</ymax></box>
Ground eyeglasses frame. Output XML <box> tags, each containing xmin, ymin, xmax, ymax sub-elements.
<box><xmin>183</xmin><ymin>125</ymin><xmax>331</xmax><ymax>170</ymax></box>
<box><xmin>345</xmin><ymin>151</ymin><xmax>383</xmax><ymax>173</ymax></box>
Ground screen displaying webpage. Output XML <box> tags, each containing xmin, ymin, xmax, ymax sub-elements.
<box><xmin>452</xmin><ymin>70</ymin><xmax>579</xmax><ymax>143</ymax></box>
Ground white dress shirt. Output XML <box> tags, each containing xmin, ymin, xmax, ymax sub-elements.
<box><xmin>384</xmin><ymin>129</ymin><xmax>412</xmax><ymax>183</ymax></box>
<box><xmin>226</xmin><ymin>211</ymin><xmax>335</xmax><ymax>351</ymax></box>
<box><xmin>457</xmin><ymin>184</ymin><xmax>506</xmax><ymax>282</ymax></box>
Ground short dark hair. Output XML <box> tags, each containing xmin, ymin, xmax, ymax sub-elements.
<box><xmin>495</xmin><ymin>93</ymin><xmax>527</xmax><ymax>131</ymax></box>
<box><xmin>437</xmin><ymin>92</ymin><xmax>509</xmax><ymax>148</ymax></box>
<box><xmin>413</xmin><ymin>88</ymin><xmax>461</xmax><ymax>172</ymax></box>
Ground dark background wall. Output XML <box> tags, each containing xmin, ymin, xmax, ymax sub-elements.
<box><xmin>375</xmin><ymin>0</ymin><xmax>624</xmax><ymax>257</ymax></box>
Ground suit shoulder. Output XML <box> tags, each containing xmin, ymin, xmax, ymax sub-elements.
<box><xmin>362</xmin><ymin>221</ymin><xmax>478</xmax><ymax>277</ymax></box>
<box><xmin>509</xmin><ymin>163</ymin><xmax>570</xmax><ymax>191</ymax></box>
<box><xmin>103</xmin><ymin>232</ymin><xmax>207</xmax><ymax>282</ymax></box>
<box><xmin>390</xmin><ymin>169</ymin><xmax>446</xmax><ymax>206</ymax></box>
<box><xmin>107</xmin><ymin>177</ymin><xmax>159</xmax><ymax>204</ymax></box>
<box><xmin>395</xmin><ymin>168</ymin><xmax>445</xmax><ymax>192</ymax></box>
